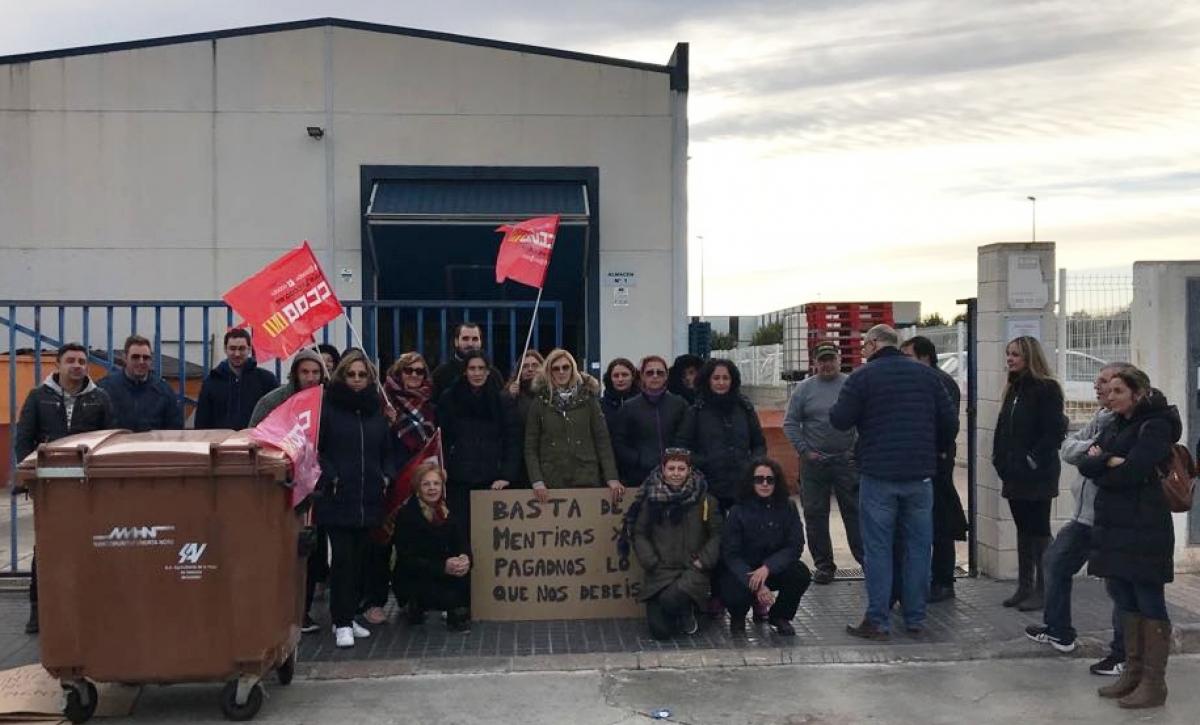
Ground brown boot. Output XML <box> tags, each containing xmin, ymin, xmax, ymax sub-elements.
<box><xmin>1119</xmin><ymin>619</ymin><xmax>1170</xmax><ymax>709</ymax></box>
<box><xmin>1099</xmin><ymin>613</ymin><xmax>1142</xmax><ymax>698</ymax></box>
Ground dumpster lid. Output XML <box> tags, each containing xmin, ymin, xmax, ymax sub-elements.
<box><xmin>16</xmin><ymin>430</ymin><xmax>291</xmax><ymax>480</ymax></box>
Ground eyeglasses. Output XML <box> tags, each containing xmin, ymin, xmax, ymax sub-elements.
<box><xmin>752</xmin><ymin>475</ymin><xmax>777</xmax><ymax>485</ymax></box>
<box><xmin>551</xmin><ymin>364</ymin><xmax>572</xmax><ymax>373</ymax></box>
<box><xmin>402</xmin><ymin>366</ymin><xmax>427</xmax><ymax>376</ymax></box>
<box><xmin>643</xmin><ymin>369</ymin><xmax>667</xmax><ymax>377</ymax></box>
<box><xmin>345</xmin><ymin>371</ymin><xmax>370</xmax><ymax>379</ymax></box>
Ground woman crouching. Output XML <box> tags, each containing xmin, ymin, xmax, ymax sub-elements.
<box><xmin>632</xmin><ymin>448</ymin><xmax>723</xmax><ymax>640</ymax></box>
<box><xmin>720</xmin><ymin>457</ymin><xmax>811</xmax><ymax>636</ymax></box>
<box><xmin>393</xmin><ymin>462</ymin><xmax>473</xmax><ymax>633</ymax></box>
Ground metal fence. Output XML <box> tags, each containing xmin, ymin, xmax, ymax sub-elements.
<box><xmin>1059</xmin><ymin>271</ymin><xmax>1132</xmax><ymax>379</ymax></box>
<box><xmin>710</xmin><ymin>344</ymin><xmax>784</xmax><ymax>387</ymax></box>
<box><xmin>2</xmin><ymin>298</ymin><xmax>562</xmax><ymax>574</ymax></box>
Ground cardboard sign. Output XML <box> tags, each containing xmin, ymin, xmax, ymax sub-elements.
<box><xmin>0</xmin><ymin>665</ymin><xmax>139</xmax><ymax>721</ymax></box>
<box><xmin>470</xmin><ymin>488</ymin><xmax>644</xmax><ymax>621</ymax></box>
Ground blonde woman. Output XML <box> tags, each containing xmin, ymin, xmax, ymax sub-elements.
<box><xmin>992</xmin><ymin>336</ymin><xmax>1067</xmax><ymax>611</ymax></box>
<box><xmin>524</xmin><ymin>349</ymin><xmax>622</xmax><ymax>503</ymax></box>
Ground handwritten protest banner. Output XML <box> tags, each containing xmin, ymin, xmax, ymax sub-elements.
<box><xmin>470</xmin><ymin>488</ymin><xmax>643</xmax><ymax>621</ymax></box>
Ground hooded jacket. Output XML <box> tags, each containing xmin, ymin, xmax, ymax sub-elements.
<box><xmin>680</xmin><ymin>387</ymin><xmax>766</xmax><ymax>502</ymax></box>
<box><xmin>524</xmin><ymin>374</ymin><xmax>619</xmax><ymax>488</ymax></box>
<box><xmin>98</xmin><ymin>369</ymin><xmax>183</xmax><ymax>432</ymax></box>
<box><xmin>248</xmin><ymin>349</ymin><xmax>327</xmax><ymax>427</ymax></box>
<box><xmin>194</xmin><ymin>358</ymin><xmax>278</xmax><ymax>430</ymax></box>
<box><xmin>315</xmin><ymin>382</ymin><xmax>398</xmax><ymax>528</ymax></box>
<box><xmin>1078</xmin><ymin>389</ymin><xmax>1181</xmax><ymax>583</ymax></box>
<box><xmin>15</xmin><ymin>374</ymin><xmax>115</xmax><ymax>461</ymax></box>
<box><xmin>632</xmin><ymin>470</ymin><xmax>723</xmax><ymax>605</ymax></box>
<box><xmin>992</xmin><ymin>373</ymin><xmax>1068</xmax><ymax>500</ymax></box>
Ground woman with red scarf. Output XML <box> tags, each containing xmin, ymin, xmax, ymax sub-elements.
<box><xmin>393</xmin><ymin>462</ymin><xmax>472</xmax><ymax>632</ymax></box>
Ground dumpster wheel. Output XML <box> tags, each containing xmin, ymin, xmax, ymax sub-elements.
<box><xmin>277</xmin><ymin>651</ymin><xmax>296</xmax><ymax>686</ymax></box>
<box><xmin>63</xmin><ymin>680</ymin><xmax>98</xmax><ymax>724</ymax></box>
<box><xmin>220</xmin><ymin>680</ymin><xmax>263</xmax><ymax>721</ymax></box>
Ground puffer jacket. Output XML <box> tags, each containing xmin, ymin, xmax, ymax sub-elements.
<box><xmin>680</xmin><ymin>393</ymin><xmax>766</xmax><ymax>502</ymax></box>
<box><xmin>438</xmin><ymin>377</ymin><xmax>521</xmax><ymax>487</ymax></box>
<box><xmin>15</xmin><ymin>375</ymin><xmax>116</xmax><ymax>461</ymax></box>
<box><xmin>721</xmin><ymin>494</ymin><xmax>805</xmax><ymax>584</ymax></box>
<box><xmin>1078</xmin><ymin>390</ymin><xmax>1180</xmax><ymax>583</ymax></box>
<box><xmin>829</xmin><ymin>346</ymin><xmax>958</xmax><ymax>481</ymax></box>
<box><xmin>524</xmin><ymin>376</ymin><xmax>619</xmax><ymax>488</ymax></box>
<box><xmin>612</xmin><ymin>391</ymin><xmax>689</xmax><ymax>487</ymax></box>
<box><xmin>993</xmin><ymin>373</ymin><xmax>1067</xmax><ymax>500</ymax></box>
<box><xmin>98</xmin><ymin>370</ymin><xmax>183</xmax><ymax>432</ymax></box>
<box><xmin>632</xmin><ymin>473</ymin><xmax>723</xmax><ymax>606</ymax></box>
<box><xmin>315</xmin><ymin>383</ymin><xmax>398</xmax><ymax>528</ymax></box>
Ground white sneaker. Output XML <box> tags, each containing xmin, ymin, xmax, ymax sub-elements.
<box><xmin>352</xmin><ymin>621</ymin><xmax>371</xmax><ymax>639</ymax></box>
<box><xmin>334</xmin><ymin>626</ymin><xmax>354</xmax><ymax>648</ymax></box>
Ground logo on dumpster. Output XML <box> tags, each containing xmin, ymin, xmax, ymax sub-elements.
<box><xmin>92</xmin><ymin>525</ymin><xmax>176</xmax><ymax>548</ymax></box>
<box><xmin>178</xmin><ymin>543</ymin><xmax>207</xmax><ymax>564</ymax></box>
<box><xmin>168</xmin><ymin>542</ymin><xmax>217</xmax><ymax>581</ymax></box>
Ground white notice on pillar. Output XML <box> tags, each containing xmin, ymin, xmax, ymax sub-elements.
<box><xmin>612</xmin><ymin>287</ymin><xmax>630</xmax><ymax>307</ymax></box>
<box><xmin>1008</xmin><ymin>255</ymin><xmax>1049</xmax><ymax>309</ymax></box>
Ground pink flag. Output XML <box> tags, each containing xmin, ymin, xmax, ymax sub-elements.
<box><xmin>249</xmin><ymin>385</ymin><xmax>323</xmax><ymax>507</ymax></box>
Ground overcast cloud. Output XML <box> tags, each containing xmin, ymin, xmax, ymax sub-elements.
<box><xmin>4</xmin><ymin>0</ymin><xmax>1198</xmax><ymax>317</ymax></box>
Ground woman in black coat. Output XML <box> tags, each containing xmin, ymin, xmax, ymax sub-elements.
<box><xmin>393</xmin><ymin>461</ymin><xmax>473</xmax><ymax>632</ymax></box>
<box><xmin>600</xmin><ymin>357</ymin><xmax>640</xmax><ymax>431</ymax></box>
<box><xmin>1078</xmin><ymin>368</ymin><xmax>1180</xmax><ymax>709</ymax></box>
<box><xmin>720</xmin><ymin>457</ymin><xmax>811</xmax><ymax>636</ymax></box>
<box><xmin>992</xmin><ymin>336</ymin><xmax>1066</xmax><ymax>611</ymax></box>
<box><xmin>612</xmin><ymin>355</ymin><xmax>689</xmax><ymax>488</ymax></box>
<box><xmin>438</xmin><ymin>351</ymin><xmax>521</xmax><ymax>544</ymax></box>
<box><xmin>316</xmin><ymin>350</ymin><xmax>398</xmax><ymax>649</ymax></box>
<box><xmin>680</xmin><ymin>359</ymin><xmax>767</xmax><ymax>511</ymax></box>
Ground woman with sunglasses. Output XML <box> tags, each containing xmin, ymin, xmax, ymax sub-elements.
<box><xmin>438</xmin><ymin>350</ymin><xmax>521</xmax><ymax>542</ymax></box>
<box><xmin>612</xmin><ymin>355</ymin><xmax>688</xmax><ymax>489</ymax></box>
<box><xmin>721</xmin><ymin>458</ymin><xmax>811</xmax><ymax>636</ymax></box>
<box><xmin>631</xmin><ymin>448</ymin><xmax>723</xmax><ymax>639</ymax></box>
<box><xmin>316</xmin><ymin>350</ymin><xmax>398</xmax><ymax>648</ymax></box>
<box><xmin>525</xmin><ymin>348</ymin><xmax>622</xmax><ymax>504</ymax></box>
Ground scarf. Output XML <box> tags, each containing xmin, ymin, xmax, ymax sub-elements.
<box><xmin>551</xmin><ymin>382</ymin><xmax>583</xmax><ymax>414</ymax></box>
<box><xmin>617</xmin><ymin>467</ymin><xmax>707</xmax><ymax>557</ymax></box>
<box><xmin>418</xmin><ymin>495</ymin><xmax>450</xmax><ymax>526</ymax></box>
<box><xmin>384</xmin><ymin>375</ymin><xmax>436</xmax><ymax>453</ymax></box>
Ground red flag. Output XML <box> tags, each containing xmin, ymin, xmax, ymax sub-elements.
<box><xmin>494</xmin><ymin>215</ymin><xmax>559</xmax><ymax>289</ymax></box>
<box><xmin>222</xmin><ymin>241</ymin><xmax>343</xmax><ymax>361</ymax></box>
<box><xmin>371</xmin><ymin>429</ymin><xmax>443</xmax><ymax>544</ymax></box>
<box><xmin>248</xmin><ymin>385</ymin><xmax>324</xmax><ymax>507</ymax></box>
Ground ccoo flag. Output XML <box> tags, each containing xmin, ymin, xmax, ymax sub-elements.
<box><xmin>248</xmin><ymin>385</ymin><xmax>323</xmax><ymax>508</ymax></box>
<box><xmin>372</xmin><ymin>429</ymin><xmax>443</xmax><ymax>544</ymax></box>
<box><xmin>494</xmin><ymin>215</ymin><xmax>559</xmax><ymax>290</ymax></box>
<box><xmin>222</xmin><ymin>241</ymin><xmax>343</xmax><ymax>361</ymax></box>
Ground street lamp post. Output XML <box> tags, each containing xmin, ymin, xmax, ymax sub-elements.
<box><xmin>1027</xmin><ymin>195</ymin><xmax>1037</xmax><ymax>242</ymax></box>
<box><xmin>697</xmin><ymin>234</ymin><xmax>705</xmax><ymax>317</ymax></box>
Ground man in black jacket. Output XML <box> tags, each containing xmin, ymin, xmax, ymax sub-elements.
<box><xmin>830</xmin><ymin>325</ymin><xmax>957</xmax><ymax>640</ymax></box>
<box><xmin>15</xmin><ymin>342</ymin><xmax>116</xmax><ymax>634</ymax></box>
<box><xmin>901</xmin><ymin>336</ymin><xmax>967</xmax><ymax>602</ymax></box>
<box><xmin>99</xmin><ymin>334</ymin><xmax>184</xmax><ymax>432</ymax></box>
<box><xmin>193</xmin><ymin>328</ymin><xmax>278</xmax><ymax>429</ymax></box>
<box><xmin>431</xmin><ymin>322</ymin><xmax>504</xmax><ymax>399</ymax></box>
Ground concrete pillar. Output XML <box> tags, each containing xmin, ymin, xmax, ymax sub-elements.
<box><xmin>975</xmin><ymin>242</ymin><xmax>1058</xmax><ymax>579</ymax></box>
<box><xmin>1130</xmin><ymin>261</ymin><xmax>1200</xmax><ymax>571</ymax></box>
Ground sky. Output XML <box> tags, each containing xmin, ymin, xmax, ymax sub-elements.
<box><xmin>3</xmin><ymin>1</ymin><xmax>1198</xmax><ymax>318</ymax></box>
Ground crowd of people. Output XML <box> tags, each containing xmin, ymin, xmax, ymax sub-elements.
<box><xmin>12</xmin><ymin>321</ymin><xmax>1189</xmax><ymax>709</ymax></box>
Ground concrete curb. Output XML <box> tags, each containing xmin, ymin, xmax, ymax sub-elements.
<box><xmin>300</xmin><ymin>627</ymin><xmax>1200</xmax><ymax>680</ymax></box>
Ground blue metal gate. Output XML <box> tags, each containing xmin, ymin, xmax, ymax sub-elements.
<box><xmin>2</xmin><ymin>298</ymin><xmax>562</xmax><ymax>574</ymax></box>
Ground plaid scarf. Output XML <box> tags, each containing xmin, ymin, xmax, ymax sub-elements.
<box><xmin>617</xmin><ymin>467</ymin><xmax>707</xmax><ymax>557</ymax></box>
<box><xmin>384</xmin><ymin>375</ymin><xmax>436</xmax><ymax>454</ymax></box>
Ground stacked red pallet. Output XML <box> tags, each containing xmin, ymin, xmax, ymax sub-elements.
<box><xmin>806</xmin><ymin>302</ymin><xmax>895</xmax><ymax>370</ymax></box>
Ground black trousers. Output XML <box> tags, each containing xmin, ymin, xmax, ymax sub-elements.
<box><xmin>720</xmin><ymin>561</ymin><xmax>811</xmax><ymax>622</ymax></box>
<box><xmin>29</xmin><ymin>555</ymin><xmax>37</xmax><ymax>604</ymax></box>
<box><xmin>303</xmin><ymin>527</ymin><xmax>329</xmax><ymax>616</ymax></box>
<box><xmin>327</xmin><ymin>526</ymin><xmax>370</xmax><ymax>628</ymax></box>
<box><xmin>1008</xmin><ymin>499</ymin><xmax>1052</xmax><ymax>537</ymax></box>
<box><xmin>403</xmin><ymin>570</ymin><xmax>470</xmax><ymax>613</ymax></box>
<box><xmin>931</xmin><ymin>536</ymin><xmax>957</xmax><ymax>587</ymax></box>
<box><xmin>646</xmin><ymin>583</ymin><xmax>694</xmax><ymax>640</ymax></box>
<box><xmin>360</xmin><ymin>540</ymin><xmax>393</xmax><ymax>610</ymax></box>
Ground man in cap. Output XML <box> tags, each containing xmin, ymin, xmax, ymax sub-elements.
<box><xmin>783</xmin><ymin>342</ymin><xmax>864</xmax><ymax>584</ymax></box>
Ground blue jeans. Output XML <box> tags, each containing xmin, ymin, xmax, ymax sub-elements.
<box><xmin>859</xmin><ymin>475</ymin><xmax>933</xmax><ymax>631</ymax></box>
<box><xmin>1107</xmin><ymin>577</ymin><xmax>1170</xmax><ymax>623</ymax></box>
<box><xmin>1042</xmin><ymin>520</ymin><xmax>1124</xmax><ymax>656</ymax></box>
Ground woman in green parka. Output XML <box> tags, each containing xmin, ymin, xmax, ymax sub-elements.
<box><xmin>631</xmin><ymin>448</ymin><xmax>723</xmax><ymax>640</ymax></box>
<box><xmin>525</xmin><ymin>348</ymin><xmax>623</xmax><ymax>503</ymax></box>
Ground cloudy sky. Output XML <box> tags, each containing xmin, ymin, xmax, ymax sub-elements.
<box><xmin>4</xmin><ymin>1</ymin><xmax>1198</xmax><ymax>317</ymax></box>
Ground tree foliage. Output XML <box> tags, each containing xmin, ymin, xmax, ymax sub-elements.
<box><xmin>752</xmin><ymin>321</ymin><xmax>784</xmax><ymax>346</ymax></box>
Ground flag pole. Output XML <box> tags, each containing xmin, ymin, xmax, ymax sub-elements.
<box><xmin>341</xmin><ymin>313</ymin><xmax>396</xmax><ymax>414</ymax></box>
<box><xmin>516</xmin><ymin>287</ymin><xmax>544</xmax><ymax>375</ymax></box>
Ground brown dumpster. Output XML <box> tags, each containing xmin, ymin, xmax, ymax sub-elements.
<box><xmin>17</xmin><ymin>429</ymin><xmax>305</xmax><ymax>723</ymax></box>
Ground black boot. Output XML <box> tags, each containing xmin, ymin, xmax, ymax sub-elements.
<box><xmin>1002</xmin><ymin>534</ymin><xmax>1032</xmax><ymax>608</ymax></box>
<box><xmin>24</xmin><ymin>602</ymin><xmax>38</xmax><ymax>635</ymax></box>
<box><xmin>1018</xmin><ymin>536</ymin><xmax>1049</xmax><ymax>612</ymax></box>
<box><xmin>447</xmin><ymin>607</ymin><xmax>471</xmax><ymax>633</ymax></box>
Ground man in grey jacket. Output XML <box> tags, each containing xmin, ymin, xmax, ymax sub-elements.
<box><xmin>1025</xmin><ymin>362</ymin><xmax>1131</xmax><ymax>675</ymax></box>
<box><xmin>783</xmin><ymin>343</ymin><xmax>863</xmax><ymax>584</ymax></box>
